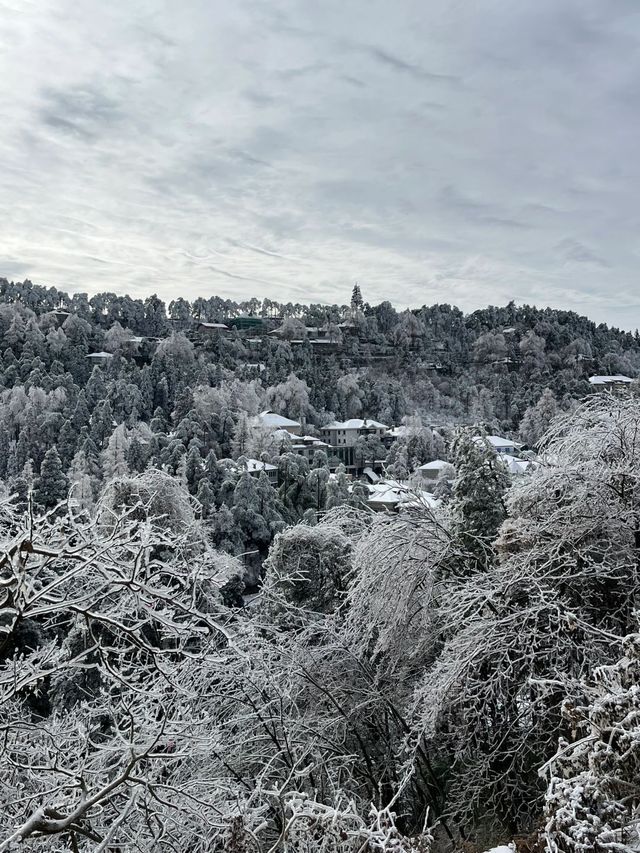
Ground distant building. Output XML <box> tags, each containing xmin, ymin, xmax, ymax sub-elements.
<box><xmin>501</xmin><ymin>454</ymin><xmax>536</xmax><ymax>476</ymax></box>
<box><xmin>49</xmin><ymin>310</ymin><xmax>71</xmax><ymax>326</ymax></box>
<box><xmin>364</xmin><ymin>480</ymin><xmax>439</xmax><ymax>513</ymax></box>
<box><xmin>85</xmin><ymin>351</ymin><xmax>114</xmax><ymax>365</ymax></box>
<box><xmin>196</xmin><ymin>321</ymin><xmax>229</xmax><ymax>333</ymax></box>
<box><xmin>589</xmin><ymin>375</ymin><xmax>634</xmax><ymax>392</ymax></box>
<box><xmin>220</xmin><ymin>457</ymin><xmax>278</xmax><ymax>485</ymax></box>
<box><xmin>257</xmin><ymin>410</ymin><xmax>302</xmax><ymax>436</ymax></box>
<box><xmin>272</xmin><ymin>429</ymin><xmax>330</xmax><ymax>460</ymax></box>
<box><xmin>474</xmin><ymin>435</ymin><xmax>516</xmax><ymax>454</ymax></box>
<box><xmin>416</xmin><ymin>459</ymin><xmax>450</xmax><ymax>483</ymax></box>
<box><xmin>321</xmin><ymin>418</ymin><xmax>388</xmax><ymax>470</ymax></box>
<box><xmin>226</xmin><ymin>315</ymin><xmax>266</xmax><ymax>331</ymax></box>
<box><xmin>242</xmin><ymin>458</ymin><xmax>278</xmax><ymax>485</ymax></box>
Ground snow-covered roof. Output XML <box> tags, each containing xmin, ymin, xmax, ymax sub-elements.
<box><xmin>362</xmin><ymin>466</ymin><xmax>380</xmax><ymax>483</ymax></box>
<box><xmin>272</xmin><ymin>428</ymin><xmax>293</xmax><ymax>441</ymax></box>
<box><xmin>417</xmin><ymin>459</ymin><xmax>449</xmax><ymax>471</ymax></box>
<box><xmin>474</xmin><ymin>434</ymin><xmax>516</xmax><ymax>449</ymax></box>
<box><xmin>289</xmin><ymin>435</ymin><xmax>329</xmax><ymax>448</ymax></box>
<box><xmin>365</xmin><ymin>480</ymin><xmax>439</xmax><ymax>509</ymax></box>
<box><xmin>197</xmin><ymin>321</ymin><xmax>229</xmax><ymax>330</ymax></box>
<box><xmin>588</xmin><ymin>374</ymin><xmax>634</xmax><ymax>385</ymax></box>
<box><xmin>244</xmin><ymin>458</ymin><xmax>278</xmax><ymax>473</ymax></box>
<box><xmin>321</xmin><ymin>418</ymin><xmax>388</xmax><ymax>431</ymax></box>
<box><xmin>501</xmin><ymin>454</ymin><xmax>533</xmax><ymax>475</ymax></box>
<box><xmin>366</xmin><ymin>483</ymin><xmax>406</xmax><ymax>504</ymax></box>
<box><xmin>385</xmin><ymin>425</ymin><xmax>408</xmax><ymax>438</ymax></box>
<box><xmin>259</xmin><ymin>410</ymin><xmax>301</xmax><ymax>429</ymax></box>
<box><xmin>273</xmin><ymin>430</ymin><xmax>329</xmax><ymax>451</ymax></box>
<box><xmin>86</xmin><ymin>351</ymin><xmax>113</xmax><ymax>359</ymax></box>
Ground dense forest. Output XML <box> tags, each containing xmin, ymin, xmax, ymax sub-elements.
<box><xmin>1</xmin><ymin>278</ymin><xmax>640</xmax><ymax>851</ymax></box>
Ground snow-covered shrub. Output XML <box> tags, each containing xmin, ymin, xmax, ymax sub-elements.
<box><xmin>543</xmin><ymin>631</ymin><xmax>640</xmax><ymax>853</ymax></box>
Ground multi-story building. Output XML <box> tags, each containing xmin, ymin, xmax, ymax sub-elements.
<box><xmin>320</xmin><ymin>418</ymin><xmax>388</xmax><ymax>470</ymax></box>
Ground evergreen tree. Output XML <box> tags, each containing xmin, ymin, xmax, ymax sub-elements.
<box><xmin>184</xmin><ymin>443</ymin><xmax>203</xmax><ymax>495</ymax></box>
<box><xmin>450</xmin><ymin>429</ymin><xmax>511</xmax><ymax>571</ymax></box>
<box><xmin>196</xmin><ymin>478</ymin><xmax>215</xmax><ymax>519</ymax></box>
<box><xmin>71</xmin><ymin>390</ymin><xmax>91</xmax><ymax>431</ymax></box>
<box><xmin>56</xmin><ymin>419</ymin><xmax>77</xmax><ymax>469</ymax></box>
<box><xmin>125</xmin><ymin>436</ymin><xmax>148</xmax><ymax>473</ymax></box>
<box><xmin>233</xmin><ymin>471</ymin><xmax>270</xmax><ymax>551</ymax></box>
<box><xmin>326</xmin><ymin>465</ymin><xmax>351</xmax><ymax>510</ymax></box>
<box><xmin>102</xmin><ymin>424</ymin><xmax>130</xmax><ymax>481</ymax></box>
<box><xmin>33</xmin><ymin>446</ymin><xmax>68</xmax><ymax>508</ymax></box>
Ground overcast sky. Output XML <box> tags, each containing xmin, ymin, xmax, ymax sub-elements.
<box><xmin>1</xmin><ymin>1</ymin><xmax>640</xmax><ymax>327</ymax></box>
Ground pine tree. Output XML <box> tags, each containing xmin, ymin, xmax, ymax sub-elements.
<box><xmin>102</xmin><ymin>424</ymin><xmax>130</xmax><ymax>481</ymax></box>
<box><xmin>326</xmin><ymin>465</ymin><xmax>351</xmax><ymax>510</ymax></box>
<box><xmin>71</xmin><ymin>390</ymin><xmax>91</xmax><ymax>431</ymax></box>
<box><xmin>33</xmin><ymin>446</ymin><xmax>68</xmax><ymax>509</ymax></box>
<box><xmin>184</xmin><ymin>443</ymin><xmax>203</xmax><ymax>495</ymax></box>
<box><xmin>196</xmin><ymin>478</ymin><xmax>215</xmax><ymax>519</ymax></box>
<box><xmin>255</xmin><ymin>471</ymin><xmax>286</xmax><ymax>541</ymax></box>
<box><xmin>0</xmin><ymin>427</ymin><xmax>9</xmax><ymax>480</ymax></box>
<box><xmin>126</xmin><ymin>436</ymin><xmax>147</xmax><ymax>473</ymax></box>
<box><xmin>231</xmin><ymin>412</ymin><xmax>251</xmax><ymax>458</ymax></box>
<box><xmin>449</xmin><ymin>429</ymin><xmax>511</xmax><ymax>570</ymax></box>
<box><xmin>90</xmin><ymin>399</ymin><xmax>114</xmax><ymax>449</ymax></box>
<box><xmin>56</xmin><ymin>419</ymin><xmax>77</xmax><ymax>469</ymax></box>
<box><xmin>210</xmin><ymin>503</ymin><xmax>243</xmax><ymax>554</ymax></box>
<box><xmin>351</xmin><ymin>283</ymin><xmax>364</xmax><ymax>314</ymax></box>
<box><xmin>233</xmin><ymin>471</ymin><xmax>270</xmax><ymax>551</ymax></box>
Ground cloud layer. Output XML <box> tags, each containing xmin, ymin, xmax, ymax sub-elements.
<box><xmin>1</xmin><ymin>0</ymin><xmax>640</xmax><ymax>326</ymax></box>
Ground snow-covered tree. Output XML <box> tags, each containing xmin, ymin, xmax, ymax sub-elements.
<box><xmin>32</xmin><ymin>446</ymin><xmax>68</xmax><ymax>508</ymax></box>
<box><xmin>0</xmin><ymin>495</ymin><xmax>235</xmax><ymax>850</ymax></box>
<box><xmin>544</xmin><ymin>630</ymin><xmax>640</xmax><ymax>853</ymax></box>
<box><xmin>449</xmin><ymin>429</ymin><xmax>510</xmax><ymax>570</ymax></box>
<box><xmin>519</xmin><ymin>388</ymin><xmax>559</xmax><ymax>449</ymax></box>
<box><xmin>264</xmin><ymin>514</ymin><xmax>354</xmax><ymax>612</ymax></box>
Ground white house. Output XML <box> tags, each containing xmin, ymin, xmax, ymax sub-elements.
<box><xmin>272</xmin><ymin>430</ymin><xmax>331</xmax><ymax>460</ymax></box>
<box><xmin>196</xmin><ymin>321</ymin><xmax>229</xmax><ymax>333</ymax></box>
<box><xmin>500</xmin><ymin>454</ymin><xmax>535</xmax><ymax>476</ymax></box>
<box><xmin>85</xmin><ymin>351</ymin><xmax>114</xmax><ymax>365</ymax></box>
<box><xmin>241</xmin><ymin>458</ymin><xmax>278</xmax><ymax>485</ymax></box>
<box><xmin>474</xmin><ymin>435</ymin><xmax>516</xmax><ymax>454</ymax></box>
<box><xmin>320</xmin><ymin>418</ymin><xmax>388</xmax><ymax>470</ymax></box>
<box><xmin>589</xmin><ymin>375</ymin><xmax>634</xmax><ymax>392</ymax></box>
<box><xmin>364</xmin><ymin>480</ymin><xmax>439</xmax><ymax>513</ymax></box>
<box><xmin>385</xmin><ymin>425</ymin><xmax>408</xmax><ymax>440</ymax></box>
<box><xmin>321</xmin><ymin>417</ymin><xmax>388</xmax><ymax>445</ymax></box>
<box><xmin>416</xmin><ymin>459</ymin><xmax>450</xmax><ymax>482</ymax></box>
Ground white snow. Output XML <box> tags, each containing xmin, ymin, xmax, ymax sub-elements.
<box><xmin>417</xmin><ymin>459</ymin><xmax>449</xmax><ymax>471</ymax></box>
<box><xmin>588</xmin><ymin>374</ymin><xmax>634</xmax><ymax>385</ymax></box>
<box><xmin>322</xmin><ymin>418</ymin><xmax>388</xmax><ymax>430</ymax></box>
<box><xmin>258</xmin><ymin>410</ymin><xmax>301</xmax><ymax>429</ymax></box>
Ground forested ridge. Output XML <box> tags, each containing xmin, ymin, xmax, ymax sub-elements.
<box><xmin>1</xmin><ymin>277</ymin><xmax>640</xmax><ymax>851</ymax></box>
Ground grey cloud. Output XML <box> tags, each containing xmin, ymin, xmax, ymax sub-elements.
<box><xmin>365</xmin><ymin>45</ymin><xmax>460</xmax><ymax>85</ymax></box>
<box><xmin>556</xmin><ymin>238</ymin><xmax>610</xmax><ymax>268</ymax></box>
<box><xmin>1</xmin><ymin>0</ymin><xmax>640</xmax><ymax>327</ymax></box>
<box><xmin>38</xmin><ymin>84</ymin><xmax>124</xmax><ymax>140</ymax></box>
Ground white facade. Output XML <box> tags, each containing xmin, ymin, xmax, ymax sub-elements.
<box><xmin>321</xmin><ymin>418</ymin><xmax>388</xmax><ymax>469</ymax></box>
<box><xmin>475</xmin><ymin>435</ymin><xmax>516</xmax><ymax>454</ymax></box>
